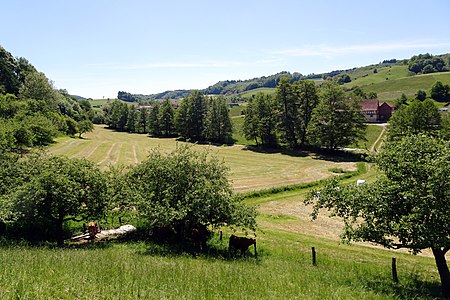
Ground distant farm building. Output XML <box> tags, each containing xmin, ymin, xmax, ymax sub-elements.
<box><xmin>360</xmin><ymin>99</ymin><xmax>394</xmax><ymax>122</ymax></box>
<box><xmin>136</xmin><ymin>105</ymin><xmax>152</xmax><ymax>111</ymax></box>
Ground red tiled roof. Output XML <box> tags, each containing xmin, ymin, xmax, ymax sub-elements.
<box><xmin>360</xmin><ymin>99</ymin><xmax>379</xmax><ymax>111</ymax></box>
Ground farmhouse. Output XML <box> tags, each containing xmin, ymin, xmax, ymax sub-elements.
<box><xmin>360</xmin><ymin>99</ymin><xmax>394</xmax><ymax>122</ymax></box>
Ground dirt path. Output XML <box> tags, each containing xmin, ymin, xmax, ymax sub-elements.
<box><xmin>370</xmin><ymin>123</ymin><xmax>387</xmax><ymax>152</ymax></box>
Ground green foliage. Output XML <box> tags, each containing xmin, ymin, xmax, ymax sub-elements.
<box><xmin>203</xmin><ymin>96</ymin><xmax>233</xmax><ymax>143</ymax></box>
<box><xmin>158</xmin><ymin>99</ymin><xmax>176</xmax><ymax>137</ymax></box>
<box><xmin>0</xmin><ymin>46</ymin><xmax>22</xmax><ymax>95</ymax></box>
<box><xmin>176</xmin><ymin>91</ymin><xmax>207</xmax><ymax>141</ymax></box>
<box><xmin>19</xmin><ymin>72</ymin><xmax>58</xmax><ymax>110</ymax></box>
<box><xmin>0</xmin><ymin>155</ymin><xmax>107</xmax><ymax>245</ymax></box>
<box><xmin>415</xmin><ymin>89</ymin><xmax>427</xmax><ymax>101</ymax></box>
<box><xmin>148</xmin><ymin>102</ymin><xmax>161</xmax><ymax>136</ymax></box>
<box><xmin>307</xmin><ymin>82</ymin><xmax>366</xmax><ymax>149</ymax></box>
<box><xmin>271</xmin><ymin>79</ymin><xmax>320</xmax><ymax>148</ymax></box>
<box><xmin>441</xmin><ymin>113</ymin><xmax>450</xmax><ymax>140</ymax></box>
<box><xmin>430</xmin><ymin>81</ymin><xmax>450</xmax><ymax>102</ymax></box>
<box><xmin>275</xmin><ymin>77</ymin><xmax>298</xmax><ymax>148</ymax></box>
<box><xmin>388</xmin><ymin>99</ymin><xmax>441</xmax><ymax>140</ymax></box>
<box><xmin>305</xmin><ymin>135</ymin><xmax>450</xmax><ymax>295</ymax></box>
<box><xmin>175</xmin><ymin>91</ymin><xmax>233</xmax><ymax>144</ymax></box>
<box><xmin>242</xmin><ymin>92</ymin><xmax>277</xmax><ymax>146</ymax></box>
<box><xmin>125</xmin><ymin>145</ymin><xmax>257</xmax><ymax>232</ymax></box>
<box><xmin>204</xmin><ymin>71</ymin><xmax>299</xmax><ymax>95</ymax></box>
<box><xmin>77</xmin><ymin>119</ymin><xmax>94</xmax><ymax>138</ymax></box>
<box><xmin>336</xmin><ymin>74</ymin><xmax>351</xmax><ymax>85</ymax></box>
<box><xmin>107</xmin><ymin>99</ymin><xmax>129</xmax><ymax>131</ymax></box>
<box><xmin>408</xmin><ymin>53</ymin><xmax>447</xmax><ymax>74</ymax></box>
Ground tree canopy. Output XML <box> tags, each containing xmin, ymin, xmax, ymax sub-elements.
<box><xmin>307</xmin><ymin>82</ymin><xmax>366</xmax><ymax>149</ymax></box>
<box><xmin>124</xmin><ymin>146</ymin><xmax>257</xmax><ymax>234</ymax></box>
<box><xmin>305</xmin><ymin>135</ymin><xmax>450</xmax><ymax>296</ymax></box>
<box><xmin>0</xmin><ymin>154</ymin><xmax>108</xmax><ymax>245</ymax></box>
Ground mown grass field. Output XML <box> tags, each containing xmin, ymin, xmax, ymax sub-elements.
<box><xmin>48</xmin><ymin>125</ymin><xmax>358</xmax><ymax>192</ymax></box>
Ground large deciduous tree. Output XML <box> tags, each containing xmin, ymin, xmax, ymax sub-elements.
<box><xmin>387</xmin><ymin>99</ymin><xmax>441</xmax><ymax>140</ymax></box>
<box><xmin>292</xmin><ymin>80</ymin><xmax>319</xmax><ymax>146</ymax></box>
<box><xmin>305</xmin><ymin>135</ymin><xmax>450</xmax><ymax>297</ymax></box>
<box><xmin>275</xmin><ymin>77</ymin><xmax>299</xmax><ymax>148</ymax></box>
<box><xmin>1</xmin><ymin>155</ymin><xmax>107</xmax><ymax>246</ymax></box>
<box><xmin>307</xmin><ymin>82</ymin><xmax>366</xmax><ymax>149</ymax></box>
<box><xmin>126</xmin><ymin>146</ymin><xmax>256</xmax><ymax>236</ymax></box>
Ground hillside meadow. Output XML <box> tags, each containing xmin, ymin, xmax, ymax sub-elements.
<box><xmin>48</xmin><ymin>125</ymin><xmax>359</xmax><ymax>192</ymax></box>
<box><xmin>0</xmin><ymin>190</ymin><xmax>442</xmax><ymax>299</ymax></box>
<box><xmin>3</xmin><ymin>125</ymin><xmax>447</xmax><ymax>299</ymax></box>
<box><xmin>234</xmin><ymin>66</ymin><xmax>450</xmax><ymax>103</ymax></box>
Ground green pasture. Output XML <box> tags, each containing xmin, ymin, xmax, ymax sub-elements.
<box><xmin>351</xmin><ymin>124</ymin><xmax>385</xmax><ymax>150</ymax></box>
<box><xmin>239</xmin><ymin>88</ymin><xmax>276</xmax><ymax>99</ymax></box>
<box><xmin>5</xmin><ymin>120</ymin><xmax>445</xmax><ymax>299</ymax></box>
<box><xmin>48</xmin><ymin>126</ymin><xmax>358</xmax><ymax>192</ymax></box>
<box><xmin>0</xmin><ymin>218</ymin><xmax>441</xmax><ymax>300</ymax></box>
<box><xmin>346</xmin><ymin>68</ymin><xmax>450</xmax><ymax>102</ymax></box>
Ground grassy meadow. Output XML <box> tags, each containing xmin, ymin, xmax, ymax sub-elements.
<box><xmin>49</xmin><ymin>125</ymin><xmax>358</xmax><ymax>192</ymax></box>
<box><xmin>0</xmin><ymin>217</ymin><xmax>442</xmax><ymax>300</ymax></box>
<box><xmin>4</xmin><ymin>121</ymin><xmax>446</xmax><ymax>299</ymax></box>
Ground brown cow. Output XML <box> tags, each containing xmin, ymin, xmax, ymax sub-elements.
<box><xmin>88</xmin><ymin>222</ymin><xmax>99</xmax><ymax>239</ymax></box>
<box><xmin>229</xmin><ymin>234</ymin><xmax>257</xmax><ymax>258</ymax></box>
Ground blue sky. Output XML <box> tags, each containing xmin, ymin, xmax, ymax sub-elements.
<box><xmin>2</xmin><ymin>0</ymin><xmax>450</xmax><ymax>98</ymax></box>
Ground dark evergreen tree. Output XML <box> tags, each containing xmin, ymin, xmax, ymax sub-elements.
<box><xmin>159</xmin><ymin>99</ymin><xmax>175</xmax><ymax>137</ymax></box>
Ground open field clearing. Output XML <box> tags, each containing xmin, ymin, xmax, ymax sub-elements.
<box><xmin>48</xmin><ymin>125</ymin><xmax>358</xmax><ymax>192</ymax></box>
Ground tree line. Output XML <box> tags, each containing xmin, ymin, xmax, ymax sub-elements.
<box><xmin>104</xmin><ymin>92</ymin><xmax>233</xmax><ymax>144</ymax></box>
<box><xmin>243</xmin><ymin>78</ymin><xmax>367</xmax><ymax>149</ymax></box>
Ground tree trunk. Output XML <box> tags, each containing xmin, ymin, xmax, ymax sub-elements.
<box><xmin>432</xmin><ymin>248</ymin><xmax>450</xmax><ymax>298</ymax></box>
<box><xmin>55</xmin><ymin>217</ymin><xmax>65</xmax><ymax>247</ymax></box>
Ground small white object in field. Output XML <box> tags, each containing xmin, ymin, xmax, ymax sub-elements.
<box><xmin>356</xmin><ymin>179</ymin><xmax>366</xmax><ymax>186</ymax></box>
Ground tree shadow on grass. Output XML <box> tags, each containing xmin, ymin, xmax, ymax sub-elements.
<box><xmin>242</xmin><ymin>145</ymin><xmax>309</xmax><ymax>158</ymax></box>
<box><xmin>359</xmin><ymin>275</ymin><xmax>443</xmax><ymax>299</ymax></box>
<box><xmin>242</xmin><ymin>144</ymin><xmax>368</xmax><ymax>163</ymax></box>
<box><xmin>119</xmin><ymin>228</ymin><xmax>263</xmax><ymax>262</ymax></box>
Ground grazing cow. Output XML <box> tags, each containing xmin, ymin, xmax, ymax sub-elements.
<box><xmin>88</xmin><ymin>222</ymin><xmax>99</xmax><ymax>239</ymax></box>
<box><xmin>190</xmin><ymin>227</ymin><xmax>208</xmax><ymax>252</ymax></box>
<box><xmin>229</xmin><ymin>234</ymin><xmax>257</xmax><ymax>257</ymax></box>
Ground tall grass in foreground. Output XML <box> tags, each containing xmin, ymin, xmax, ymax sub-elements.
<box><xmin>0</xmin><ymin>231</ymin><xmax>442</xmax><ymax>299</ymax></box>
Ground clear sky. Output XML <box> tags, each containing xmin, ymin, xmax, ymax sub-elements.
<box><xmin>2</xmin><ymin>0</ymin><xmax>450</xmax><ymax>98</ymax></box>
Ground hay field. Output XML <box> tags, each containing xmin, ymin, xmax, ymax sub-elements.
<box><xmin>48</xmin><ymin>125</ymin><xmax>357</xmax><ymax>192</ymax></box>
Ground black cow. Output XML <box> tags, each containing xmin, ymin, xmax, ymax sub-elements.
<box><xmin>229</xmin><ymin>234</ymin><xmax>257</xmax><ymax>257</ymax></box>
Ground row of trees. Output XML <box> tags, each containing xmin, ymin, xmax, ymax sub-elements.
<box><xmin>243</xmin><ymin>78</ymin><xmax>366</xmax><ymax>149</ymax></box>
<box><xmin>408</xmin><ymin>53</ymin><xmax>449</xmax><ymax>74</ymax></box>
<box><xmin>105</xmin><ymin>93</ymin><xmax>233</xmax><ymax>144</ymax></box>
<box><xmin>0</xmin><ymin>146</ymin><xmax>256</xmax><ymax>246</ymax></box>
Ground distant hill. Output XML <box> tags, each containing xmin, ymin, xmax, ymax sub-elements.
<box><xmin>118</xmin><ymin>53</ymin><xmax>450</xmax><ymax>102</ymax></box>
<box><xmin>70</xmin><ymin>95</ymin><xmax>88</xmax><ymax>101</ymax></box>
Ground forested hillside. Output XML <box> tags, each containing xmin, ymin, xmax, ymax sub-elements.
<box><xmin>0</xmin><ymin>45</ymin><xmax>95</xmax><ymax>153</ymax></box>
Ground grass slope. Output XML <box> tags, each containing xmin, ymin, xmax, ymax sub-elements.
<box><xmin>345</xmin><ymin>65</ymin><xmax>450</xmax><ymax>101</ymax></box>
<box><xmin>0</xmin><ymin>223</ymin><xmax>441</xmax><ymax>299</ymax></box>
<box><xmin>48</xmin><ymin>126</ymin><xmax>357</xmax><ymax>192</ymax></box>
